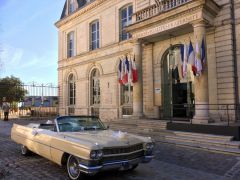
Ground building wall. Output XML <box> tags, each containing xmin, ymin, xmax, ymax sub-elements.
<box><xmin>57</xmin><ymin>0</ymin><xmax>240</xmax><ymax>121</ymax></box>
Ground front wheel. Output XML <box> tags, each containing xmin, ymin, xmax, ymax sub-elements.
<box><xmin>67</xmin><ymin>155</ymin><xmax>84</xmax><ymax>180</ymax></box>
<box><xmin>21</xmin><ymin>145</ymin><xmax>31</xmax><ymax>156</ymax></box>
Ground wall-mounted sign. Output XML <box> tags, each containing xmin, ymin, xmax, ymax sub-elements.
<box><xmin>133</xmin><ymin>12</ymin><xmax>201</xmax><ymax>39</ymax></box>
<box><xmin>155</xmin><ymin>88</ymin><xmax>161</xmax><ymax>94</ymax></box>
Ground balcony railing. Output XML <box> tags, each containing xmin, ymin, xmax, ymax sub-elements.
<box><xmin>135</xmin><ymin>0</ymin><xmax>192</xmax><ymax>22</ymax></box>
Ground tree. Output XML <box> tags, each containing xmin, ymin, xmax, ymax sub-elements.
<box><xmin>0</xmin><ymin>76</ymin><xmax>27</xmax><ymax>104</ymax></box>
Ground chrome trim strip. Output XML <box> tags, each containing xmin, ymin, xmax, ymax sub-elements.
<box><xmin>79</xmin><ymin>164</ymin><xmax>103</xmax><ymax>170</ymax></box>
<box><xmin>103</xmin><ymin>149</ymin><xmax>144</xmax><ymax>157</ymax></box>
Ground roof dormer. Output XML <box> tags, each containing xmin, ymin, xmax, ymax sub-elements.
<box><xmin>60</xmin><ymin>0</ymin><xmax>96</xmax><ymax>20</ymax></box>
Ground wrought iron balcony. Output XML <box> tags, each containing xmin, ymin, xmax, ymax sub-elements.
<box><xmin>135</xmin><ymin>0</ymin><xmax>192</xmax><ymax>22</ymax></box>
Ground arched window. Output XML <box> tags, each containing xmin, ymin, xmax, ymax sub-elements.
<box><xmin>119</xmin><ymin>4</ymin><xmax>133</xmax><ymax>41</ymax></box>
<box><xmin>67</xmin><ymin>31</ymin><xmax>75</xmax><ymax>58</ymax></box>
<box><xmin>68</xmin><ymin>74</ymin><xmax>76</xmax><ymax>105</ymax></box>
<box><xmin>90</xmin><ymin>69</ymin><xmax>100</xmax><ymax>105</ymax></box>
<box><xmin>90</xmin><ymin>20</ymin><xmax>100</xmax><ymax>50</ymax></box>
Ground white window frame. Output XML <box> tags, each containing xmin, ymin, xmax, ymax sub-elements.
<box><xmin>68</xmin><ymin>74</ymin><xmax>76</xmax><ymax>106</ymax></box>
<box><xmin>120</xmin><ymin>5</ymin><xmax>133</xmax><ymax>41</ymax></box>
<box><xmin>67</xmin><ymin>31</ymin><xmax>75</xmax><ymax>58</ymax></box>
<box><xmin>90</xmin><ymin>20</ymin><xmax>100</xmax><ymax>50</ymax></box>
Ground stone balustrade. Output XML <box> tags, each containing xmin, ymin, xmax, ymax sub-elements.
<box><xmin>135</xmin><ymin>0</ymin><xmax>191</xmax><ymax>22</ymax></box>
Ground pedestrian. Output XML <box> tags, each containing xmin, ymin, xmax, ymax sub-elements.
<box><xmin>2</xmin><ymin>101</ymin><xmax>10</xmax><ymax>121</ymax></box>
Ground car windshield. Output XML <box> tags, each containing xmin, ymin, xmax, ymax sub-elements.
<box><xmin>56</xmin><ymin>116</ymin><xmax>107</xmax><ymax>132</ymax></box>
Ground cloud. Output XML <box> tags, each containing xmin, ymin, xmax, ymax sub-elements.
<box><xmin>0</xmin><ymin>44</ymin><xmax>24</xmax><ymax>66</ymax></box>
<box><xmin>0</xmin><ymin>43</ymin><xmax>57</xmax><ymax>84</ymax></box>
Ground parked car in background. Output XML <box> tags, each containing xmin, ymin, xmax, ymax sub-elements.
<box><xmin>11</xmin><ymin>116</ymin><xmax>154</xmax><ymax>179</ymax></box>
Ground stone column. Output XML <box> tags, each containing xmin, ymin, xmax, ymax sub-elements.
<box><xmin>192</xmin><ymin>20</ymin><xmax>209</xmax><ymax>124</ymax></box>
<box><xmin>144</xmin><ymin>43</ymin><xmax>159</xmax><ymax>118</ymax></box>
<box><xmin>133</xmin><ymin>40</ymin><xmax>143</xmax><ymax>117</ymax></box>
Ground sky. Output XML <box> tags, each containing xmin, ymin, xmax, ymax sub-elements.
<box><xmin>0</xmin><ymin>0</ymin><xmax>65</xmax><ymax>85</ymax></box>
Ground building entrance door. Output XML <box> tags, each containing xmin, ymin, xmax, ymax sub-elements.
<box><xmin>162</xmin><ymin>45</ymin><xmax>195</xmax><ymax>119</ymax></box>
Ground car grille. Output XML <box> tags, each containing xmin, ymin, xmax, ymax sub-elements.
<box><xmin>101</xmin><ymin>143</ymin><xmax>144</xmax><ymax>163</ymax></box>
<box><xmin>102</xmin><ymin>150</ymin><xmax>144</xmax><ymax>163</ymax></box>
<box><xmin>102</xmin><ymin>143</ymin><xmax>143</xmax><ymax>155</ymax></box>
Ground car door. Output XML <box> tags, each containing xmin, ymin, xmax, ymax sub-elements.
<box><xmin>31</xmin><ymin>128</ymin><xmax>55</xmax><ymax>160</ymax></box>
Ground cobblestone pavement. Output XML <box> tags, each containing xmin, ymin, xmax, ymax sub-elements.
<box><xmin>1</xmin><ymin>119</ymin><xmax>240</xmax><ymax>180</ymax></box>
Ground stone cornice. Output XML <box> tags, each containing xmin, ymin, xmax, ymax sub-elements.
<box><xmin>55</xmin><ymin>0</ymin><xmax>106</xmax><ymax>28</ymax></box>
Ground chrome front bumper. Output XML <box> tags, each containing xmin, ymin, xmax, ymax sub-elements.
<box><xmin>78</xmin><ymin>156</ymin><xmax>154</xmax><ymax>175</ymax></box>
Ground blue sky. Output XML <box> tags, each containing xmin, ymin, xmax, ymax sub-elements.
<box><xmin>0</xmin><ymin>0</ymin><xmax>65</xmax><ymax>85</ymax></box>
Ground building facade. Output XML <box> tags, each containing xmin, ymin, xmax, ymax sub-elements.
<box><xmin>55</xmin><ymin>0</ymin><xmax>240</xmax><ymax>123</ymax></box>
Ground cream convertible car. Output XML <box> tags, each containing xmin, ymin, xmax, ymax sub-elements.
<box><xmin>11</xmin><ymin>116</ymin><xmax>154</xmax><ymax>179</ymax></box>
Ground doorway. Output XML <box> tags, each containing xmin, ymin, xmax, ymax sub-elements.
<box><xmin>162</xmin><ymin>45</ymin><xmax>195</xmax><ymax>119</ymax></box>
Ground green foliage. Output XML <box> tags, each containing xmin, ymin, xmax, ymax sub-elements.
<box><xmin>0</xmin><ymin>76</ymin><xmax>27</xmax><ymax>103</ymax></box>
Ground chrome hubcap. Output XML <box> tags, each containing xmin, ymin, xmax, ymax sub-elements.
<box><xmin>68</xmin><ymin>156</ymin><xmax>80</xmax><ymax>178</ymax></box>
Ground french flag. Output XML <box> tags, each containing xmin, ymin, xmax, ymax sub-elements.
<box><xmin>132</xmin><ymin>55</ymin><xmax>138</xmax><ymax>83</ymax></box>
<box><xmin>128</xmin><ymin>57</ymin><xmax>132</xmax><ymax>83</ymax></box>
<box><xmin>201</xmin><ymin>37</ymin><xmax>206</xmax><ymax>65</ymax></box>
<box><xmin>188</xmin><ymin>41</ymin><xmax>197</xmax><ymax>75</ymax></box>
<box><xmin>118</xmin><ymin>59</ymin><xmax>123</xmax><ymax>84</ymax></box>
<box><xmin>182</xmin><ymin>43</ymin><xmax>188</xmax><ymax>78</ymax></box>
<box><xmin>195</xmin><ymin>39</ymin><xmax>202</xmax><ymax>75</ymax></box>
<box><xmin>122</xmin><ymin>56</ymin><xmax>129</xmax><ymax>85</ymax></box>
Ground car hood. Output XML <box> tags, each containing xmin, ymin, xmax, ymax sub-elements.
<box><xmin>60</xmin><ymin>130</ymin><xmax>151</xmax><ymax>149</ymax></box>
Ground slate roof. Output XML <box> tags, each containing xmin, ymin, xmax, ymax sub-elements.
<box><xmin>60</xmin><ymin>0</ymin><xmax>89</xmax><ymax>20</ymax></box>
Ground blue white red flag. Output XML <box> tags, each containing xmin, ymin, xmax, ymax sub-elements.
<box><xmin>183</xmin><ymin>43</ymin><xmax>188</xmax><ymax>78</ymax></box>
<box><xmin>118</xmin><ymin>59</ymin><xmax>123</xmax><ymax>84</ymax></box>
<box><xmin>201</xmin><ymin>37</ymin><xmax>206</xmax><ymax>65</ymax></box>
<box><xmin>128</xmin><ymin>57</ymin><xmax>132</xmax><ymax>83</ymax></box>
<box><xmin>188</xmin><ymin>40</ymin><xmax>197</xmax><ymax>75</ymax></box>
<box><xmin>122</xmin><ymin>56</ymin><xmax>129</xmax><ymax>85</ymax></box>
<box><xmin>132</xmin><ymin>55</ymin><xmax>138</xmax><ymax>83</ymax></box>
<box><xmin>195</xmin><ymin>39</ymin><xmax>202</xmax><ymax>75</ymax></box>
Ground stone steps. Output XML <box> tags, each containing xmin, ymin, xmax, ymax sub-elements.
<box><xmin>165</xmin><ymin>135</ymin><xmax>240</xmax><ymax>149</ymax></box>
<box><xmin>165</xmin><ymin>139</ymin><xmax>240</xmax><ymax>155</ymax></box>
<box><xmin>173</xmin><ymin>131</ymin><xmax>233</xmax><ymax>141</ymax></box>
<box><xmin>108</xmin><ymin>120</ymin><xmax>240</xmax><ymax>154</ymax></box>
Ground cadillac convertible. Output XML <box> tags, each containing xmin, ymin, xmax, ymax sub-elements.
<box><xmin>11</xmin><ymin>116</ymin><xmax>154</xmax><ymax>179</ymax></box>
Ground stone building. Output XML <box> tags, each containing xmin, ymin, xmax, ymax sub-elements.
<box><xmin>55</xmin><ymin>0</ymin><xmax>240</xmax><ymax>123</ymax></box>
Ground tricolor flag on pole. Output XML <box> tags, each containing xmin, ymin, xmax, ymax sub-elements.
<box><xmin>201</xmin><ymin>37</ymin><xmax>206</xmax><ymax>65</ymax></box>
<box><xmin>122</xmin><ymin>56</ymin><xmax>129</xmax><ymax>85</ymax></box>
<box><xmin>195</xmin><ymin>39</ymin><xmax>202</xmax><ymax>75</ymax></box>
<box><xmin>132</xmin><ymin>55</ymin><xmax>138</xmax><ymax>83</ymax></box>
<box><xmin>121</xmin><ymin>59</ymin><xmax>125</xmax><ymax>83</ymax></box>
<box><xmin>183</xmin><ymin>43</ymin><xmax>188</xmax><ymax>78</ymax></box>
<box><xmin>188</xmin><ymin>40</ymin><xmax>197</xmax><ymax>75</ymax></box>
<box><xmin>118</xmin><ymin>59</ymin><xmax>123</xmax><ymax>84</ymax></box>
<box><xmin>128</xmin><ymin>57</ymin><xmax>133</xmax><ymax>83</ymax></box>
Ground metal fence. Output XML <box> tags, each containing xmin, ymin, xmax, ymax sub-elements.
<box><xmin>165</xmin><ymin>104</ymin><xmax>240</xmax><ymax>126</ymax></box>
<box><xmin>0</xmin><ymin>83</ymin><xmax>59</xmax><ymax>120</ymax></box>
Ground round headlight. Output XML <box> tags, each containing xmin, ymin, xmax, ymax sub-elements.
<box><xmin>97</xmin><ymin>150</ymin><xmax>103</xmax><ymax>158</ymax></box>
<box><xmin>90</xmin><ymin>150</ymin><xmax>97</xmax><ymax>159</ymax></box>
<box><xmin>90</xmin><ymin>150</ymin><xmax>103</xmax><ymax>159</ymax></box>
<box><xmin>146</xmin><ymin>142</ymin><xmax>154</xmax><ymax>150</ymax></box>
